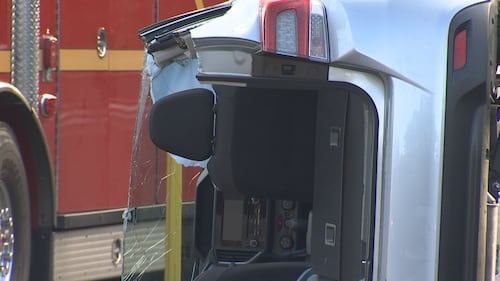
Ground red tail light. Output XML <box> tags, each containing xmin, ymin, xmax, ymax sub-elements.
<box><xmin>453</xmin><ymin>28</ymin><xmax>467</xmax><ymax>70</ymax></box>
<box><xmin>261</xmin><ymin>0</ymin><xmax>329</xmax><ymax>62</ymax></box>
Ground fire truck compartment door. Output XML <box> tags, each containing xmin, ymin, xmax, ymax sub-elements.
<box><xmin>150</xmin><ymin>88</ymin><xmax>215</xmax><ymax>161</ymax></box>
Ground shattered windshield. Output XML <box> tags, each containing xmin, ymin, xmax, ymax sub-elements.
<box><xmin>122</xmin><ymin>53</ymin><xmax>204</xmax><ymax>281</ymax></box>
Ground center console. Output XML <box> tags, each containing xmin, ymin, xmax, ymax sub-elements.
<box><xmin>212</xmin><ymin>191</ymin><xmax>310</xmax><ymax>263</ymax></box>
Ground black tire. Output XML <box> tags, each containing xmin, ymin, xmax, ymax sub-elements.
<box><xmin>0</xmin><ymin>122</ymin><xmax>31</xmax><ymax>281</ymax></box>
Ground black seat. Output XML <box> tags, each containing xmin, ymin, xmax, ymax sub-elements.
<box><xmin>194</xmin><ymin>86</ymin><xmax>317</xmax><ymax>281</ymax></box>
<box><xmin>207</xmin><ymin>85</ymin><xmax>317</xmax><ymax>202</ymax></box>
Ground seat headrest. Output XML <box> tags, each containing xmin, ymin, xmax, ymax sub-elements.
<box><xmin>150</xmin><ymin>88</ymin><xmax>215</xmax><ymax>161</ymax></box>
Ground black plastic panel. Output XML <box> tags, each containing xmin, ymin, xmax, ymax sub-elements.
<box><xmin>310</xmin><ymin>90</ymin><xmax>348</xmax><ymax>280</ymax></box>
<box><xmin>252</xmin><ymin>53</ymin><xmax>329</xmax><ymax>81</ymax></box>
<box><xmin>208</xmin><ymin>85</ymin><xmax>317</xmax><ymax>201</ymax></box>
<box><xmin>439</xmin><ymin>2</ymin><xmax>496</xmax><ymax>281</ymax></box>
<box><xmin>194</xmin><ymin>170</ymin><xmax>215</xmax><ymax>259</ymax></box>
<box><xmin>310</xmin><ymin>86</ymin><xmax>377</xmax><ymax>281</ymax></box>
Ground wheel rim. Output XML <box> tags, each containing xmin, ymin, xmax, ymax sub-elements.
<box><xmin>0</xmin><ymin>181</ymin><xmax>14</xmax><ymax>280</ymax></box>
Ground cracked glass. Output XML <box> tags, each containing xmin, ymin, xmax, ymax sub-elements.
<box><xmin>122</xmin><ymin>55</ymin><xmax>200</xmax><ymax>281</ymax></box>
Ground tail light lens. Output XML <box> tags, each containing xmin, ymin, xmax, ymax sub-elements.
<box><xmin>309</xmin><ymin>0</ymin><xmax>328</xmax><ymax>60</ymax></box>
<box><xmin>453</xmin><ymin>28</ymin><xmax>467</xmax><ymax>70</ymax></box>
<box><xmin>276</xmin><ymin>10</ymin><xmax>299</xmax><ymax>54</ymax></box>
<box><xmin>261</xmin><ymin>0</ymin><xmax>329</xmax><ymax>62</ymax></box>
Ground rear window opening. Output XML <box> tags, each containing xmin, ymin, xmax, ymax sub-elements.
<box><xmin>194</xmin><ymin>83</ymin><xmax>379</xmax><ymax>281</ymax></box>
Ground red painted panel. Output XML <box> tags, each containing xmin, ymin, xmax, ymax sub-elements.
<box><xmin>40</xmin><ymin>0</ymin><xmax>57</xmax><ymax>38</ymax></box>
<box><xmin>39</xmin><ymin>71</ymin><xmax>57</xmax><ymax>166</ymax></box>
<box><xmin>183</xmin><ymin>167</ymin><xmax>201</xmax><ymax>201</ymax></box>
<box><xmin>59</xmin><ymin>0</ymin><xmax>111</xmax><ymax>49</ymax></box>
<box><xmin>60</xmin><ymin>0</ymin><xmax>154</xmax><ymax>49</ymax></box>
<box><xmin>159</xmin><ymin>1</ymin><xmax>197</xmax><ymax>20</ymax></box>
<box><xmin>0</xmin><ymin>0</ymin><xmax>10</xmax><ymax>49</ymax></box>
<box><xmin>108</xmin><ymin>0</ymin><xmax>155</xmax><ymax>49</ymax></box>
<box><xmin>159</xmin><ymin>0</ymin><xmax>227</xmax><ymax>22</ymax></box>
<box><xmin>204</xmin><ymin>0</ymin><xmax>226</xmax><ymax>7</ymax></box>
<box><xmin>128</xmin><ymin>94</ymin><xmax>159</xmax><ymax>206</ymax></box>
<box><xmin>39</xmin><ymin>116</ymin><xmax>56</xmax><ymax>168</ymax></box>
<box><xmin>58</xmin><ymin>71</ymin><xmax>139</xmax><ymax>213</ymax></box>
<box><xmin>38</xmin><ymin>0</ymin><xmax>59</xmax><ymax>191</ymax></box>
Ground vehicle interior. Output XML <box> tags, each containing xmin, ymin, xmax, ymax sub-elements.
<box><xmin>149</xmin><ymin>82</ymin><xmax>379</xmax><ymax>281</ymax></box>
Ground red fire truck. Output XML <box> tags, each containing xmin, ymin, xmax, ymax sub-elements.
<box><xmin>0</xmin><ymin>0</ymin><xmax>223</xmax><ymax>280</ymax></box>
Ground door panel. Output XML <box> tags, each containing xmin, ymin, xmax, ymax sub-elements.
<box><xmin>57</xmin><ymin>0</ymin><xmax>154</xmax><ymax>213</ymax></box>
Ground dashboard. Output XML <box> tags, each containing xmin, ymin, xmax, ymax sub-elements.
<box><xmin>212</xmin><ymin>192</ymin><xmax>310</xmax><ymax>263</ymax></box>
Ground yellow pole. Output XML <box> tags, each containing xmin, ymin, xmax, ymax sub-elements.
<box><xmin>165</xmin><ymin>154</ymin><xmax>183</xmax><ymax>281</ymax></box>
<box><xmin>166</xmin><ymin>3</ymin><xmax>205</xmax><ymax>279</ymax></box>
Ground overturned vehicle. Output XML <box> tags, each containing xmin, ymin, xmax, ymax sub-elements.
<box><xmin>124</xmin><ymin>0</ymin><xmax>500</xmax><ymax>280</ymax></box>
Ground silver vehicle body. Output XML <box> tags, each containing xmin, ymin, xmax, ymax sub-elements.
<box><xmin>130</xmin><ymin>0</ymin><xmax>499</xmax><ymax>280</ymax></box>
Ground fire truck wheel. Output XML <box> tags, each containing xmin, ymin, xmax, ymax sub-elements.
<box><xmin>0</xmin><ymin>122</ymin><xmax>31</xmax><ymax>281</ymax></box>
